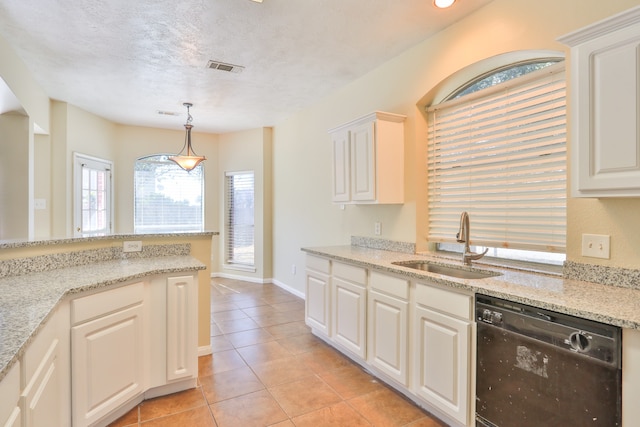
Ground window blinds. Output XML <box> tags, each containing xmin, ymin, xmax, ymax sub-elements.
<box><xmin>134</xmin><ymin>156</ymin><xmax>204</xmax><ymax>233</ymax></box>
<box><xmin>426</xmin><ymin>64</ymin><xmax>566</xmax><ymax>253</ymax></box>
<box><xmin>225</xmin><ymin>171</ymin><xmax>255</xmax><ymax>266</ymax></box>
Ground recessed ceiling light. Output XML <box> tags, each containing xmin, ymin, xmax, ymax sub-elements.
<box><xmin>434</xmin><ymin>0</ymin><xmax>456</xmax><ymax>8</ymax></box>
<box><xmin>250</xmin><ymin>0</ymin><xmax>263</xmax><ymax>3</ymax></box>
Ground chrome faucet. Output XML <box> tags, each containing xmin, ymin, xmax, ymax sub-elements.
<box><xmin>456</xmin><ymin>211</ymin><xmax>488</xmax><ymax>266</ymax></box>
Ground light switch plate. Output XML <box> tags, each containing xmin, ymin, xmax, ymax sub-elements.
<box><xmin>581</xmin><ymin>234</ymin><xmax>610</xmax><ymax>259</ymax></box>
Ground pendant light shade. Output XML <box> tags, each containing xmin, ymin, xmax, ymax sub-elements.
<box><xmin>169</xmin><ymin>103</ymin><xmax>206</xmax><ymax>171</ymax></box>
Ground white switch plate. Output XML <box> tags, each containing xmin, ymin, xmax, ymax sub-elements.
<box><xmin>581</xmin><ymin>234</ymin><xmax>610</xmax><ymax>259</ymax></box>
<box><xmin>123</xmin><ymin>241</ymin><xmax>143</xmax><ymax>252</ymax></box>
<box><xmin>34</xmin><ymin>199</ymin><xmax>46</xmax><ymax>210</ymax></box>
<box><xmin>374</xmin><ymin>222</ymin><xmax>381</xmax><ymax>235</ymax></box>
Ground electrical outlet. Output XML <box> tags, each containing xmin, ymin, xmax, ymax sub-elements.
<box><xmin>291</xmin><ymin>264</ymin><xmax>297</xmax><ymax>275</ymax></box>
<box><xmin>374</xmin><ymin>222</ymin><xmax>381</xmax><ymax>235</ymax></box>
<box><xmin>581</xmin><ymin>234</ymin><xmax>610</xmax><ymax>259</ymax></box>
<box><xmin>123</xmin><ymin>241</ymin><xmax>143</xmax><ymax>252</ymax></box>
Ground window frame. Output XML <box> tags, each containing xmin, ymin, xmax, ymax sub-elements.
<box><xmin>426</xmin><ymin>59</ymin><xmax>567</xmax><ymax>262</ymax></box>
<box><xmin>224</xmin><ymin>170</ymin><xmax>256</xmax><ymax>271</ymax></box>
<box><xmin>133</xmin><ymin>154</ymin><xmax>204</xmax><ymax>234</ymax></box>
<box><xmin>73</xmin><ymin>152</ymin><xmax>113</xmax><ymax>237</ymax></box>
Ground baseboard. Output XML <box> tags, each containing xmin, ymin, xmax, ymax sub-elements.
<box><xmin>198</xmin><ymin>345</ymin><xmax>212</xmax><ymax>357</ymax></box>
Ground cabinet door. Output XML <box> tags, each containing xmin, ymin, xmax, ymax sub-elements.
<box><xmin>350</xmin><ymin>121</ymin><xmax>376</xmax><ymax>201</ymax></box>
<box><xmin>72</xmin><ymin>303</ymin><xmax>145</xmax><ymax>427</ymax></box>
<box><xmin>20</xmin><ymin>339</ymin><xmax>60</xmax><ymax>427</ymax></box>
<box><xmin>167</xmin><ymin>275</ymin><xmax>198</xmax><ymax>382</ymax></box>
<box><xmin>368</xmin><ymin>289</ymin><xmax>408</xmax><ymax>386</ymax></box>
<box><xmin>333</xmin><ymin>277</ymin><xmax>366</xmax><ymax>359</ymax></box>
<box><xmin>305</xmin><ymin>270</ymin><xmax>331</xmax><ymax>336</ymax></box>
<box><xmin>414</xmin><ymin>305</ymin><xmax>471</xmax><ymax>425</ymax></box>
<box><xmin>561</xmin><ymin>9</ymin><xmax>640</xmax><ymax>196</ymax></box>
<box><xmin>331</xmin><ymin>129</ymin><xmax>351</xmax><ymax>203</ymax></box>
<box><xmin>1</xmin><ymin>362</ymin><xmax>21</xmax><ymax>427</ymax></box>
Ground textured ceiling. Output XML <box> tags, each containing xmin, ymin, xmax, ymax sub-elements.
<box><xmin>0</xmin><ymin>0</ymin><xmax>493</xmax><ymax>133</ymax></box>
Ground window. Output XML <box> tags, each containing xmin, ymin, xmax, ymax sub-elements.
<box><xmin>225</xmin><ymin>171</ymin><xmax>255</xmax><ymax>268</ymax></box>
<box><xmin>134</xmin><ymin>154</ymin><xmax>204</xmax><ymax>233</ymax></box>
<box><xmin>427</xmin><ymin>60</ymin><xmax>566</xmax><ymax>262</ymax></box>
<box><xmin>74</xmin><ymin>153</ymin><xmax>113</xmax><ymax>237</ymax></box>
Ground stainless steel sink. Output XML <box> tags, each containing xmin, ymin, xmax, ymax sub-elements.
<box><xmin>391</xmin><ymin>261</ymin><xmax>500</xmax><ymax>280</ymax></box>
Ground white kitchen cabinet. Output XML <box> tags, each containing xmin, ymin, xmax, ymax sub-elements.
<box><xmin>413</xmin><ymin>283</ymin><xmax>473</xmax><ymax>426</ymax></box>
<box><xmin>71</xmin><ymin>282</ymin><xmax>146</xmax><ymax>427</ymax></box>
<box><xmin>305</xmin><ymin>255</ymin><xmax>331</xmax><ymax>337</ymax></box>
<box><xmin>332</xmin><ymin>262</ymin><xmax>367</xmax><ymax>360</ymax></box>
<box><xmin>329</xmin><ymin>111</ymin><xmax>406</xmax><ymax>204</ymax></box>
<box><xmin>368</xmin><ymin>271</ymin><xmax>409</xmax><ymax>386</ymax></box>
<box><xmin>1</xmin><ymin>362</ymin><xmax>21</xmax><ymax>427</ymax></box>
<box><xmin>166</xmin><ymin>275</ymin><xmax>198</xmax><ymax>382</ymax></box>
<box><xmin>19</xmin><ymin>301</ymin><xmax>70</xmax><ymax>427</ymax></box>
<box><xmin>559</xmin><ymin>6</ymin><xmax>640</xmax><ymax>197</ymax></box>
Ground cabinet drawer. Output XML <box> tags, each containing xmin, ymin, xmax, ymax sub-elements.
<box><xmin>306</xmin><ymin>255</ymin><xmax>331</xmax><ymax>274</ymax></box>
<box><xmin>370</xmin><ymin>271</ymin><xmax>409</xmax><ymax>300</ymax></box>
<box><xmin>22</xmin><ymin>310</ymin><xmax>58</xmax><ymax>384</ymax></box>
<box><xmin>71</xmin><ymin>281</ymin><xmax>145</xmax><ymax>325</ymax></box>
<box><xmin>333</xmin><ymin>262</ymin><xmax>366</xmax><ymax>285</ymax></box>
<box><xmin>415</xmin><ymin>283</ymin><xmax>472</xmax><ymax>320</ymax></box>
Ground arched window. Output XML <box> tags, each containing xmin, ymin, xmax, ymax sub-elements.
<box><xmin>134</xmin><ymin>154</ymin><xmax>204</xmax><ymax>233</ymax></box>
<box><xmin>427</xmin><ymin>58</ymin><xmax>566</xmax><ymax>265</ymax></box>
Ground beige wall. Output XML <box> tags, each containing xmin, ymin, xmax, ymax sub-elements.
<box><xmin>271</xmin><ymin>0</ymin><xmax>640</xmax><ymax>294</ymax></box>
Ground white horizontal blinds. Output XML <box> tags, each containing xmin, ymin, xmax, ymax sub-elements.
<box><xmin>134</xmin><ymin>155</ymin><xmax>204</xmax><ymax>233</ymax></box>
<box><xmin>427</xmin><ymin>64</ymin><xmax>566</xmax><ymax>253</ymax></box>
<box><xmin>225</xmin><ymin>171</ymin><xmax>255</xmax><ymax>266</ymax></box>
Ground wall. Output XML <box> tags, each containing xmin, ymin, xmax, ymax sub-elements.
<box><xmin>0</xmin><ymin>113</ymin><xmax>31</xmax><ymax>239</ymax></box>
<box><xmin>271</xmin><ymin>0</ymin><xmax>640</xmax><ymax>295</ymax></box>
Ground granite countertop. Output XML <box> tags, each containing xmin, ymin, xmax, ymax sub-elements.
<box><xmin>302</xmin><ymin>245</ymin><xmax>640</xmax><ymax>330</ymax></box>
<box><xmin>0</xmin><ymin>255</ymin><xmax>205</xmax><ymax>382</ymax></box>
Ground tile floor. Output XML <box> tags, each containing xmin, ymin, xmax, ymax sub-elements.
<box><xmin>109</xmin><ymin>278</ymin><xmax>447</xmax><ymax>426</ymax></box>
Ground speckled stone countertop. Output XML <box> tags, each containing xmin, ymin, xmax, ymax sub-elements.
<box><xmin>0</xmin><ymin>255</ymin><xmax>205</xmax><ymax>382</ymax></box>
<box><xmin>302</xmin><ymin>245</ymin><xmax>640</xmax><ymax>331</ymax></box>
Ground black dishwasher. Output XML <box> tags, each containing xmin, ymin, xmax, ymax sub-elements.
<box><xmin>475</xmin><ymin>295</ymin><xmax>622</xmax><ymax>427</ymax></box>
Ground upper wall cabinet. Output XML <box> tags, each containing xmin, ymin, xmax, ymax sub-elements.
<box><xmin>560</xmin><ymin>6</ymin><xmax>640</xmax><ymax>197</ymax></box>
<box><xmin>329</xmin><ymin>111</ymin><xmax>406</xmax><ymax>204</ymax></box>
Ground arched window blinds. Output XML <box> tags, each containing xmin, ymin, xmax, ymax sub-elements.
<box><xmin>426</xmin><ymin>62</ymin><xmax>566</xmax><ymax>253</ymax></box>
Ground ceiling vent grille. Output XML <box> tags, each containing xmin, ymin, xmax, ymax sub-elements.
<box><xmin>206</xmin><ymin>60</ymin><xmax>244</xmax><ymax>73</ymax></box>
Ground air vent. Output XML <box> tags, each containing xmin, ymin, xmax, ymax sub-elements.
<box><xmin>157</xmin><ymin>110</ymin><xmax>180</xmax><ymax>116</ymax></box>
<box><xmin>206</xmin><ymin>60</ymin><xmax>244</xmax><ymax>73</ymax></box>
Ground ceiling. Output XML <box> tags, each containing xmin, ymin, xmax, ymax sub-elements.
<box><xmin>0</xmin><ymin>0</ymin><xmax>493</xmax><ymax>134</ymax></box>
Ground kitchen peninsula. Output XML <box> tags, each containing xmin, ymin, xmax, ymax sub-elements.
<box><xmin>0</xmin><ymin>232</ymin><xmax>215</xmax><ymax>427</ymax></box>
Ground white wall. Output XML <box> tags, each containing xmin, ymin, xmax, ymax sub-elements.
<box><xmin>271</xmin><ymin>0</ymin><xmax>640</xmax><ymax>294</ymax></box>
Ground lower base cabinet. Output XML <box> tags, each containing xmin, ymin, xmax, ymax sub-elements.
<box><xmin>71</xmin><ymin>282</ymin><xmax>146</xmax><ymax>427</ymax></box>
<box><xmin>368</xmin><ymin>271</ymin><xmax>409</xmax><ymax>387</ymax></box>
<box><xmin>1</xmin><ymin>362</ymin><xmax>21</xmax><ymax>427</ymax></box>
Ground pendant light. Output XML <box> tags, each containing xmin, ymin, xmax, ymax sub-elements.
<box><xmin>169</xmin><ymin>102</ymin><xmax>206</xmax><ymax>171</ymax></box>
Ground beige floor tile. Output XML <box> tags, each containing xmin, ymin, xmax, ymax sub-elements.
<box><xmin>348</xmin><ymin>388</ymin><xmax>428</xmax><ymax>427</ymax></box>
<box><xmin>242</xmin><ymin>304</ymin><xmax>280</xmax><ymax>317</ymax></box>
<box><xmin>319</xmin><ymin>364</ymin><xmax>384</xmax><ymax>399</ymax></box>
<box><xmin>210</xmin><ymin>335</ymin><xmax>234</xmax><ymax>353</ymax></box>
<box><xmin>225</xmin><ymin>328</ymin><xmax>275</xmax><ymax>348</ymax></box>
<box><xmin>271</xmin><ymin>300</ymin><xmax>305</xmax><ymax>312</ymax></box>
<box><xmin>298</xmin><ymin>345</ymin><xmax>352</xmax><ymax>373</ymax></box>
<box><xmin>211</xmin><ymin>309</ymin><xmax>248</xmax><ymax>322</ymax></box>
<box><xmin>107</xmin><ymin>406</ymin><xmax>138</xmax><ymax>427</ymax></box>
<box><xmin>210</xmin><ymin>389</ymin><xmax>288</xmax><ymax>427</ymax></box>
<box><xmin>250</xmin><ymin>355</ymin><xmax>315</xmax><ymax>387</ymax></box>
<box><xmin>236</xmin><ymin>340</ymin><xmax>293</xmax><ymax>366</ymax></box>
<box><xmin>139</xmin><ymin>387</ymin><xmax>207</xmax><ymax>421</ymax></box>
<box><xmin>198</xmin><ymin>349</ymin><xmax>247</xmax><ymax>377</ymax></box>
<box><xmin>264</xmin><ymin>319</ymin><xmax>310</xmax><ymax>339</ymax></box>
<box><xmin>200</xmin><ymin>366</ymin><xmax>264</xmax><ymax>403</ymax></box>
<box><xmin>140</xmin><ymin>405</ymin><xmax>216</xmax><ymax>426</ymax></box>
<box><xmin>276</xmin><ymin>333</ymin><xmax>327</xmax><ymax>355</ymax></box>
<box><xmin>216</xmin><ymin>317</ymin><xmax>261</xmax><ymax>334</ymax></box>
<box><xmin>291</xmin><ymin>401</ymin><xmax>372</xmax><ymax>427</ymax></box>
<box><xmin>268</xmin><ymin>376</ymin><xmax>342</xmax><ymax>418</ymax></box>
